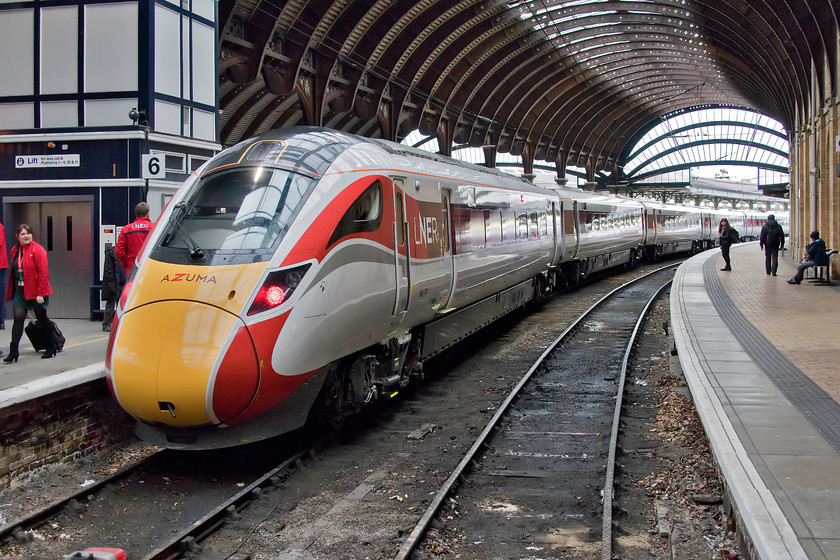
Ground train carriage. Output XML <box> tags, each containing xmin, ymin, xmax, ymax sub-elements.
<box><xmin>106</xmin><ymin>127</ymin><xmax>787</xmax><ymax>449</ymax></box>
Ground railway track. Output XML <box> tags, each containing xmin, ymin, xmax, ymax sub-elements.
<box><xmin>1</xmin><ymin>261</ymin><xmax>702</xmax><ymax>560</ymax></box>
<box><xmin>396</xmin><ymin>264</ymin><xmax>677</xmax><ymax>560</ymax></box>
<box><xmin>0</xmin><ymin>434</ymin><xmax>316</xmax><ymax>559</ymax></box>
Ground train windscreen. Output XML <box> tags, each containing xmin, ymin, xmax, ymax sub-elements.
<box><xmin>151</xmin><ymin>167</ymin><xmax>317</xmax><ymax>265</ymax></box>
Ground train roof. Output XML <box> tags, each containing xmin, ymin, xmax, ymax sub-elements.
<box><xmin>205</xmin><ymin>127</ymin><xmax>359</xmax><ymax>177</ymax></box>
<box><xmin>208</xmin><ymin>127</ymin><xmax>556</xmax><ymax>196</ymax></box>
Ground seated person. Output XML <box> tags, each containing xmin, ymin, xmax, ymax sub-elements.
<box><xmin>788</xmin><ymin>230</ymin><xmax>828</xmax><ymax>284</ymax></box>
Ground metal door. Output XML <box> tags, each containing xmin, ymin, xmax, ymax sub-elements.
<box><xmin>9</xmin><ymin>201</ymin><xmax>93</xmax><ymax>318</ymax></box>
<box><xmin>438</xmin><ymin>189</ymin><xmax>456</xmax><ymax>310</ymax></box>
<box><xmin>391</xmin><ymin>178</ymin><xmax>411</xmax><ymax>325</ymax></box>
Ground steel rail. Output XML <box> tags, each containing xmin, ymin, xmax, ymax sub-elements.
<box><xmin>0</xmin><ymin>452</ymin><xmax>161</xmax><ymax>543</ymax></box>
<box><xmin>601</xmin><ymin>278</ymin><xmax>673</xmax><ymax>560</ymax></box>
<box><xmin>393</xmin><ymin>262</ymin><xmax>679</xmax><ymax>560</ymax></box>
<box><xmin>143</xmin><ymin>447</ymin><xmax>314</xmax><ymax>560</ymax></box>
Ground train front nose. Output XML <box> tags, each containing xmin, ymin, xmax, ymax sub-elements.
<box><xmin>109</xmin><ymin>301</ymin><xmax>259</xmax><ymax>427</ymax></box>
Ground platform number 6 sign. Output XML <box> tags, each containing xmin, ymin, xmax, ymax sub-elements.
<box><xmin>142</xmin><ymin>154</ymin><xmax>163</xmax><ymax>179</ymax></box>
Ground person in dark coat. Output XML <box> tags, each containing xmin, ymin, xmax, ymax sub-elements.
<box><xmin>788</xmin><ymin>230</ymin><xmax>828</xmax><ymax>284</ymax></box>
<box><xmin>101</xmin><ymin>244</ymin><xmax>125</xmax><ymax>332</ymax></box>
<box><xmin>759</xmin><ymin>214</ymin><xmax>785</xmax><ymax>276</ymax></box>
<box><xmin>3</xmin><ymin>224</ymin><xmax>58</xmax><ymax>362</ymax></box>
<box><xmin>718</xmin><ymin>218</ymin><xmax>739</xmax><ymax>271</ymax></box>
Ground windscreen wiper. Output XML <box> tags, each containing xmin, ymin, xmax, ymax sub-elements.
<box><xmin>164</xmin><ymin>202</ymin><xmax>205</xmax><ymax>261</ymax></box>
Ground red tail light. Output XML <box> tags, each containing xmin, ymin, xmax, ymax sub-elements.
<box><xmin>248</xmin><ymin>264</ymin><xmax>311</xmax><ymax>316</ymax></box>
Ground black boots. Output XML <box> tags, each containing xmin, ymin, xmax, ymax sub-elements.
<box><xmin>42</xmin><ymin>337</ymin><xmax>57</xmax><ymax>359</ymax></box>
<box><xmin>4</xmin><ymin>342</ymin><xmax>19</xmax><ymax>363</ymax></box>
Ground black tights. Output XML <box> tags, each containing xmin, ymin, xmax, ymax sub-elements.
<box><xmin>10</xmin><ymin>303</ymin><xmax>50</xmax><ymax>347</ymax></box>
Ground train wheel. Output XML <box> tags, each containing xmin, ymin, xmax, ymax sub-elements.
<box><xmin>320</xmin><ymin>373</ymin><xmax>351</xmax><ymax>431</ymax></box>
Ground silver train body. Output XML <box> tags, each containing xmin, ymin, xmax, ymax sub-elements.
<box><xmin>106</xmin><ymin>127</ymin><xmax>785</xmax><ymax>449</ymax></box>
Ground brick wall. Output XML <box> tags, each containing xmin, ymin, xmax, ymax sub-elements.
<box><xmin>0</xmin><ymin>380</ymin><xmax>135</xmax><ymax>487</ymax></box>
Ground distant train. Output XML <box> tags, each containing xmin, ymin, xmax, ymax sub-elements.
<box><xmin>105</xmin><ymin>127</ymin><xmax>786</xmax><ymax>449</ymax></box>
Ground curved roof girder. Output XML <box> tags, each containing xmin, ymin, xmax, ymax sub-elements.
<box><xmin>216</xmin><ymin>0</ymin><xmax>838</xmax><ymax>173</ymax></box>
<box><xmin>472</xmin><ymin>25</ymin><xmax>768</xmax><ymax>143</ymax></box>
<box><xmin>532</xmin><ymin>61</ymin><xmax>757</xmax><ymax>162</ymax></box>
<box><xmin>512</xmin><ymin>44</ymin><xmax>779</xmax><ymax>154</ymax></box>
<box><xmin>625</xmin><ymin>119</ymin><xmax>788</xmax><ymax>163</ymax></box>
<box><xmin>523</xmin><ymin>60</ymin><xmax>769</xmax><ymax>161</ymax></box>
<box><xmin>630</xmin><ymin>159</ymin><xmax>790</xmax><ymax>183</ymax></box>
<box><xmin>625</xmin><ymin>138</ymin><xmax>789</xmax><ymax>178</ymax></box>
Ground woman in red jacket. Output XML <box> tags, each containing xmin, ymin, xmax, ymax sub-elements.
<box><xmin>3</xmin><ymin>224</ymin><xmax>57</xmax><ymax>362</ymax></box>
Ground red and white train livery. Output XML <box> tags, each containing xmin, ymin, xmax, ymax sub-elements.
<box><xmin>105</xmin><ymin>127</ymin><xmax>783</xmax><ymax>449</ymax></box>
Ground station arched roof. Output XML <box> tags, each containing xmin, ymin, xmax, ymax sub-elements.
<box><xmin>219</xmin><ymin>0</ymin><xmax>837</xmax><ymax>175</ymax></box>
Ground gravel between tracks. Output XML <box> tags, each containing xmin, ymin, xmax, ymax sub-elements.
<box><xmin>0</xmin><ymin>264</ymin><xmax>741</xmax><ymax>560</ymax></box>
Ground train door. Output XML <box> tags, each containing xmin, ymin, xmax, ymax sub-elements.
<box><xmin>439</xmin><ymin>188</ymin><xmax>456</xmax><ymax>310</ymax></box>
<box><xmin>391</xmin><ymin>178</ymin><xmax>411</xmax><ymax>325</ymax></box>
<box><xmin>3</xmin><ymin>200</ymin><xmax>92</xmax><ymax>318</ymax></box>
<box><xmin>571</xmin><ymin>200</ymin><xmax>582</xmax><ymax>259</ymax></box>
<box><xmin>551</xmin><ymin>201</ymin><xmax>564</xmax><ymax>265</ymax></box>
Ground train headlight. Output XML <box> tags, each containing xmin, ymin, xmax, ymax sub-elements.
<box><xmin>248</xmin><ymin>263</ymin><xmax>311</xmax><ymax>316</ymax></box>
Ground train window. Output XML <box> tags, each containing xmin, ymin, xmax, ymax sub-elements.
<box><xmin>538</xmin><ymin>211</ymin><xmax>547</xmax><ymax>237</ymax></box>
<box><xmin>517</xmin><ymin>213</ymin><xmax>529</xmax><ymax>240</ymax></box>
<box><xmin>486</xmin><ymin>211</ymin><xmax>502</xmax><ymax>245</ymax></box>
<box><xmin>503</xmin><ymin>211</ymin><xmax>516</xmax><ymax>242</ymax></box>
<box><xmin>395</xmin><ymin>192</ymin><xmax>405</xmax><ymax>246</ymax></box>
<box><xmin>328</xmin><ymin>181</ymin><xmax>384</xmax><ymax>248</ymax></box>
<box><xmin>440</xmin><ymin>193</ymin><xmax>451</xmax><ymax>254</ymax></box>
<box><xmin>154</xmin><ymin>167</ymin><xmax>317</xmax><ymax>265</ymax></box>
<box><xmin>470</xmin><ymin>210</ymin><xmax>485</xmax><ymax>248</ymax></box>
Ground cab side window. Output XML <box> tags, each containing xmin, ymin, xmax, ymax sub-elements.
<box><xmin>328</xmin><ymin>181</ymin><xmax>383</xmax><ymax>247</ymax></box>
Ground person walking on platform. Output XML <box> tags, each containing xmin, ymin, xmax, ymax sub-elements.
<box><xmin>0</xmin><ymin>221</ymin><xmax>8</xmax><ymax>332</ymax></box>
<box><xmin>759</xmin><ymin>214</ymin><xmax>785</xmax><ymax>276</ymax></box>
<box><xmin>101</xmin><ymin>243</ymin><xmax>125</xmax><ymax>332</ymax></box>
<box><xmin>116</xmin><ymin>201</ymin><xmax>153</xmax><ymax>272</ymax></box>
<box><xmin>3</xmin><ymin>224</ymin><xmax>58</xmax><ymax>362</ymax></box>
<box><xmin>718</xmin><ymin>218</ymin><xmax>739</xmax><ymax>271</ymax></box>
<box><xmin>788</xmin><ymin>230</ymin><xmax>827</xmax><ymax>285</ymax></box>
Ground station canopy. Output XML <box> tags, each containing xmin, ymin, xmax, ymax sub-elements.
<box><xmin>219</xmin><ymin>1</ymin><xmax>836</xmax><ymax>192</ymax></box>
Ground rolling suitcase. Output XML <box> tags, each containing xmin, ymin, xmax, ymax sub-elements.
<box><xmin>25</xmin><ymin>320</ymin><xmax>66</xmax><ymax>352</ymax></box>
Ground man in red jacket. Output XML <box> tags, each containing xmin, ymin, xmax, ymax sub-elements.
<box><xmin>116</xmin><ymin>202</ymin><xmax>153</xmax><ymax>272</ymax></box>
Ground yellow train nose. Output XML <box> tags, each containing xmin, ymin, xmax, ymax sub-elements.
<box><xmin>110</xmin><ymin>301</ymin><xmax>259</xmax><ymax>427</ymax></box>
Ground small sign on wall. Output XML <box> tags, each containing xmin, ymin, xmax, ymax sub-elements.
<box><xmin>142</xmin><ymin>153</ymin><xmax>164</xmax><ymax>179</ymax></box>
<box><xmin>836</xmin><ymin>135</ymin><xmax>840</xmax><ymax>152</ymax></box>
<box><xmin>15</xmin><ymin>154</ymin><xmax>80</xmax><ymax>168</ymax></box>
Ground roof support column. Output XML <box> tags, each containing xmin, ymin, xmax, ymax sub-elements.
<box><xmin>483</xmin><ymin>145</ymin><xmax>497</xmax><ymax>169</ymax></box>
<box><xmin>295</xmin><ymin>50</ymin><xmax>330</xmax><ymax>126</ymax></box>
<box><xmin>555</xmin><ymin>150</ymin><xmax>568</xmax><ymax>186</ymax></box>
<box><xmin>521</xmin><ymin>142</ymin><xmax>535</xmax><ymax>183</ymax></box>
<box><xmin>582</xmin><ymin>158</ymin><xmax>597</xmax><ymax>191</ymax></box>
<box><xmin>436</xmin><ymin>118</ymin><xmax>454</xmax><ymax>158</ymax></box>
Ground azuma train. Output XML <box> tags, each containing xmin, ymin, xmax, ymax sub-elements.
<box><xmin>105</xmin><ymin>127</ymin><xmax>785</xmax><ymax>449</ymax></box>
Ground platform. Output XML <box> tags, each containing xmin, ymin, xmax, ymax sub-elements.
<box><xmin>0</xmin><ymin>318</ymin><xmax>107</xmax><ymax>406</ymax></box>
<box><xmin>672</xmin><ymin>242</ymin><xmax>840</xmax><ymax>560</ymax></box>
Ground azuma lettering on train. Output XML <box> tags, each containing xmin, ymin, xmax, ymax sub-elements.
<box><xmin>160</xmin><ymin>273</ymin><xmax>218</xmax><ymax>284</ymax></box>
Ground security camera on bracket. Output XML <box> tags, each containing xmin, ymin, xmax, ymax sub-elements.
<box><xmin>128</xmin><ymin>108</ymin><xmax>148</xmax><ymax>126</ymax></box>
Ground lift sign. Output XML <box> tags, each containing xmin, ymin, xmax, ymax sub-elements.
<box><xmin>15</xmin><ymin>154</ymin><xmax>80</xmax><ymax>168</ymax></box>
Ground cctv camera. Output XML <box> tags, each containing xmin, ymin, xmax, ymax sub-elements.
<box><xmin>128</xmin><ymin>108</ymin><xmax>139</xmax><ymax>124</ymax></box>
